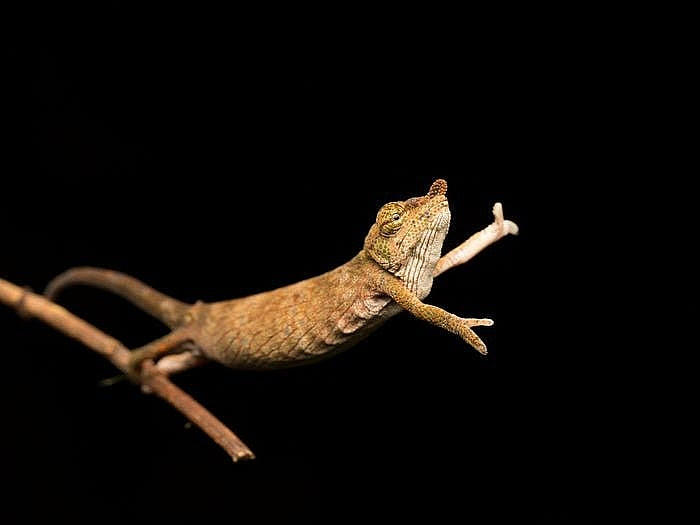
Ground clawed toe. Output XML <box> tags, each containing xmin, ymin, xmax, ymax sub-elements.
<box><xmin>464</xmin><ymin>317</ymin><xmax>494</xmax><ymax>327</ymax></box>
<box><xmin>459</xmin><ymin>323</ymin><xmax>489</xmax><ymax>356</ymax></box>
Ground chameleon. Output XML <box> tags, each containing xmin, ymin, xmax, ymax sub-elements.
<box><xmin>45</xmin><ymin>179</ymin><xmax>518</xmax><ymax>378</ymax></box>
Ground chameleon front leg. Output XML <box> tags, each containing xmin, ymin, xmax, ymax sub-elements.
<box><xmin>434</xmin><ymin>202</ymin><xmax>519</xmax><ymax>277</ymax></box>
<box><xmin>379</xmin><ymin>274</ymin><xmax>493</xmax><ymax>355</ymax></box>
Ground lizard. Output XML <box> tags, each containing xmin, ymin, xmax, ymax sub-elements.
<box><xmin>44</xmin><ymin>179</ymin><xmax>519</xmax><ymax>379</ymax></box>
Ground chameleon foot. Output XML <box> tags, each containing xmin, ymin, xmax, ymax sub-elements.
<box><xmin>457</xmin><ymin>319</ymin><xmax>491</xmax><ymax>355</ymax></box>
<box><xmin>127</xmin><ymin>328</ymin><xmax>195</xmax><ymax>381</ymax></box>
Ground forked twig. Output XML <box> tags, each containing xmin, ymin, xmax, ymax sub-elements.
<box><xmin>434</xmin><ymin>202</ymin><xmax>519</xmax><ymax>277</ymax></box>
<box><xmin>0</xmin><ymin>278</ymin><xmax>255</xmax><ymax>462</ymax></box>
<box><xmin>1</xmin><ymin>201</ymin><xmax>517</xmax><ymax>462</ymax></box>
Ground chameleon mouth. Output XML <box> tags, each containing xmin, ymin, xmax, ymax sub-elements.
<box><xmin>426</xmin><ymin>179</ymin><xmax>447</xmax><ymax>198</ymax></box>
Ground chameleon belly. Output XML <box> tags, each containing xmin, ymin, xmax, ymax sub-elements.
<box><xmin>198</xmin><ymin>252</ymin><xmax>400</xmax><ymax>369</ymax></box>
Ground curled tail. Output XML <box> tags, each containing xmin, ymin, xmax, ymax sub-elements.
<box><xmin>45</xmin><ymin>267</ymin><xmax>191</xmax><ymax>328</ymax></box>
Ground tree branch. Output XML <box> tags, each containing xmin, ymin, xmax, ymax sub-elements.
<box><xmin>0</xmin><ymin>277</ymin><xmax>255</xmax><ymax>462</ymax></box>
<box><xmin>434</xmin><ymin>202</ymin><xmax>519</xmax><ymax>277</ymax></box>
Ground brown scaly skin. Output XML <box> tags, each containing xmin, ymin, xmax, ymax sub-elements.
<box><xmin>45</xmin><ymin>180</ymin><xmax>513</xmax><ymax>375</ymax></box>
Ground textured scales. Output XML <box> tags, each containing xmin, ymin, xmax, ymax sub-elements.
<box><xmin>198</xmin><ymin>253</ymin><xmax>396</xmax><ymax>368</ymax></box>
<box><xmin>45</xmin><ymin>179</ymin><xmax>517</xmax><ymax>375</ymax></box>
<box><xmin>194</xmin><ymin>179</ymin><xmax>452</xmax><ymax>369</ymax></box>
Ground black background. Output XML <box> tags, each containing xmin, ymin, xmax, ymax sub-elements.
<box><xmin>2</xmin><ymin>6</ymin><xmax>671</xmax><ymax>525</ymax></box>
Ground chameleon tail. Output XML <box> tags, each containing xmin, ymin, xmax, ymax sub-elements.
<box><xmin>45</xmin><ymin>267</ymin><xmax>191</xmax><ymax>328</ymax></box>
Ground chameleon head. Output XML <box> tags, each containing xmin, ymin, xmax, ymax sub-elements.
<box><xmin>364</xmin><ymin>179</ymin><xmax>451</xmax><ymax>299</ymax></box>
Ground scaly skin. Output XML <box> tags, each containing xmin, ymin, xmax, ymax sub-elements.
<box><xmin>45</xmin><ymin>180</ymin><xmax>517</xmax><ymax>374</ymax></box>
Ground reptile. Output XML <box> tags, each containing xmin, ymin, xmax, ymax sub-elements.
<box><xmin>44</xmin><ymin>179</ymin><xmax>519</xmax><ymax>378</ymax></box>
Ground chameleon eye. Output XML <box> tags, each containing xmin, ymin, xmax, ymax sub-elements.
<box><xmin>392</xmin><ymin>213</ymin><xmax>401</xmax><ymax>221</ymax></box>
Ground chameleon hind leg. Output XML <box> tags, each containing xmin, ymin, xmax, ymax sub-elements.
<box><xmin>128</xmin><ymin>327</ymin><xmax>197</xmax><ymax>380</ymax></box>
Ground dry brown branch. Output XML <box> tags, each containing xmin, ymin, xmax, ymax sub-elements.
<box><xmin>0</xmin><ymin>277</ymin><xmax>255</xmax><ymax>462</ymax></box>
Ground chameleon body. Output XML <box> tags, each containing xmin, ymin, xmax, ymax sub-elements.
<box><xmin>45</xmin><ymin>180</ymin><xmax>516</xmax><ymax>374</ymax></box>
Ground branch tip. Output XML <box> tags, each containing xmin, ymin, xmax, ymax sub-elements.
<box><xmin>0</xmin><ymin>277</ymin><xmax>256</xmax><ymax>462</ymax></box>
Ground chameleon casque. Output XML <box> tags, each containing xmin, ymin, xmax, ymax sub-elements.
<box><xmin>45</xmin><ymin>179</ymin><xmax>518</xmax><ymax>378</ymax></box>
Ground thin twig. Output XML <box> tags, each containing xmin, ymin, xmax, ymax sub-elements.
<box><xmin>0</xmin><ymin>277</ymin><xmax>255</xmax><ymax>462</ymax></box>
<box><xmin>434</xmin><ymin>202</ymin><xmax>519</xmax><ymax>277</ymax></box>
